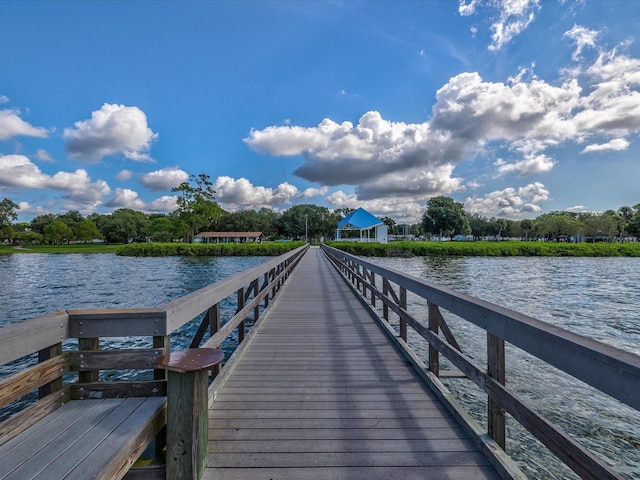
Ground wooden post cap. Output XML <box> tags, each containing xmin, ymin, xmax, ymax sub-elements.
<box><xmin>154</xmin><ymin>348</ymin><xmax>224</xmax><ymax>374</ymax></box>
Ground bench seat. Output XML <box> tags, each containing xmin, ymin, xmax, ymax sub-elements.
<box><xmin>0</xmin><ymin>397</ymin><xmax>166</xmax><ymax>480</ymax></box>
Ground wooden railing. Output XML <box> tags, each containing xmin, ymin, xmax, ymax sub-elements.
<box><xmin>0</xmin><ymin>243</ymin><xmax>308</xmax><ymax>475</ymax></box>
<box><xmin>321</xmin><ymin>244</ymin><xmax>640</xmax><ymax>480</ymax></box>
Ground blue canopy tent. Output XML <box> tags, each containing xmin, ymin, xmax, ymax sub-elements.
<box><xmin>336</xmin><ymin>207</ymin><xmax>388</xmax><ymax>243</ymax></box>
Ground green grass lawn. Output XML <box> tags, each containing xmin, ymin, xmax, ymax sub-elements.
<box><xmin>0</xmin><ymin>243</ymin><xmax>119</xmax><ymax>254</ymax></box>
<box><xmin>327</xmin><ymin>240</ymin><xmax>640</xmax><ymax>257</ymax></box>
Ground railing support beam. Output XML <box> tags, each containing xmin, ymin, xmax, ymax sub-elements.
<box><xmin>487</xmin><ymin>332</ymin><xmax>506</xmax><ymax>449</ymax></box>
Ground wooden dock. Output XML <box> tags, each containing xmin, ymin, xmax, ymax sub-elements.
<box><xmin>2</xmin><ymin>243</ymin><xmax>637</xmax><ymax>480</ymax></box>
<box><xmin>205</xmin><ymin>248</ymin><xmax>501</xmax><ymax>479</ymax></box>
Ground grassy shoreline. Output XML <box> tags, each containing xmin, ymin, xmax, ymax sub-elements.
<box><xmin>327</xmin><ymin>240</ymin><xmax>640</xmax><ymax>257</ymax></box>
<box><xmin>115</xmin><ymin>241</ymin><xmax>306</xmax><ymax>256</ymax></box>
<box><xmin>0</xmin><ymin>244</ymin><xmax>119</xmax><ymax>254</ymax></box>
<box><xmin>3</xmin><ymin>240</ymin><xmax>640</xmax><ymax>257</ymax></box>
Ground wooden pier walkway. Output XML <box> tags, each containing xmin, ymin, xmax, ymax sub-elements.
<box><xmin>4</xmin><ymin>244</ymin><xmax>635</xmax><ymax>479</ymax></box>
<box><xmin>205</xmin><ymin>247</ymin><xmax>501</xmax><ymax>479</ymax></box>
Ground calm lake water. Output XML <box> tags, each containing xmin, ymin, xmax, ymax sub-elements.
<box><xmin>1</xmin><ymin>253</ymin><xmax>638</xmax><ymax>479</ymax></box>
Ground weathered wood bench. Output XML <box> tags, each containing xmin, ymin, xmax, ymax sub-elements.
<box><xmin>0</xmin><ymin>397</ymin><xmax>165</xmax><ymax>480</ymax></box>
<box><xmin>0</xmin><ymin>310</ymin><xmax>168</xmax><ymax>480</ymax></box>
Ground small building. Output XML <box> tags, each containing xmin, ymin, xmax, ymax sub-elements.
<box><xmin>195</xmin><ymin>232</ymin><xmax>263</xmax><ymax>243</ymax></box>
<box><xmin>336</xmin><ymin>208</ymin><xmax>388</xmax><ymax>244</ymax></box>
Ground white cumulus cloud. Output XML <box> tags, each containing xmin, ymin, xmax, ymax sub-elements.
<box><xmin>63</xmin><ymin>103</ymin><xmax>158</xmax><ymax>163</ymax></box>
<box><xmin>581</xmin><ymin>138</ymin><xmax>630</xmax><ymax>153</ymax></box>
<box><xmin>147</xmin><ymin>195</ymin><xmax>179</xmax><ymax>212</ymax></box>
<box><xmin>298</xmin><ymin>186</ymin><xmax>329</xmax><ymax>199</ymax></box>
<box><xmin>246</xmin><ymin>111</ymin><xmax>457</xmax><ymax>187</ymax></box>
<box><xmin>494</xmin><ymin>154</ymin><xmax>555</xmax><ymax>177</ymax></box>
<box><xmin>104</xmin><ymin>188</ymin><xmax>147</xmax><ymax>210</ymax></box>
<box><xmin>327</xmin><ymin>190</ymin><xmax>426</xmax><ymax>224</ymax></box>
<box><xmin>0</xmin><ymin>109</ymin><xmax>49</xmax><ymax>140</ymax></box>
<box><xmin>0</xmin><ymin>154</ymin><xmax>111</xmax><ymax>214</ymax></box>
<box><xmin>116</xmin><ymin>169</ymin><xmax>134</xmax><ymax>181</ymax></box>
<box><xmin>213</xmin><ymin>176</ymin><xmax>300</xmax><ymax>211</ymax></box>
<box><xmin>140</xmin><ymin>167</ymin><xmax>189</xmax><ymax>191</ymax></box>
<box><xmin>104</xmin><ymin>188</ymin><xmax>177</xmax><ymax>213</ymax></box>
<box><xmin>245</xmin><ymin>37</ymin><xmax>640</xmax><ymax>211</ymax></box>
<box><xmin>35</xmin><ymin>149</ymin><xmax>55</xmax><ymax>163</ymax></box>
<box><xmin>464</xmin><ymin>182</ymin><xmax>549</xmax><ymax>217</ymax></box>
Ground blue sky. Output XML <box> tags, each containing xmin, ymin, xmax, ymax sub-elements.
<box><xmin>1</xmin><ymin>0</ymin><xmax>639</xmax><ymax>223</ymax></box>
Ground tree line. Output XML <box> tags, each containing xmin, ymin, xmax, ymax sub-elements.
<box><xmin>420</xmin><ymin>196</ymin><xmax>640</xmax><ymax>242</ymax></box>
<box><xmin>0</xmin><ymin>195</ymin><xmax>349</xmax><ymax>246</ymax></box>
<box><xmin>2</xmin><ymin>180</ymin><xmax>640</xmax><ymax>245</ymax></box>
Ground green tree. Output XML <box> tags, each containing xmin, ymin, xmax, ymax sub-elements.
<box><xmin>467</xmin><ymin>214</ymin><xmax>490</xmax><ymax>240</ymax></box>
<box><xmin>421</xmin><ymin>196</ymin><xmax>470</xmax><ymax>240</ymax></box>
<box><xmin>57</xmin><ymin>210</ymin><xmax>85</xmax><ymax>241</ymax></box>
<box><xmin>44</xmin><ymin>220</ymin><xmax>74</xmax><ymax>244</ymax></box>
<box><xmin>534</xmin><ymin>212</ymin><xmax>582</xmax><ymax>241</ymax></box>
<box><xmin>98</xmin><ymin>209</ymin><xmax>149</xmax><ymax>244</ymax></box>
<box><xmin>0</xmin><ymin>198</ymin><xmax>19</xmax><ymax>242</ymax></box>
<box><xmin>213</xmin><ymin>208</ymin><xmax>279</xmax><ymax>239</ymax></box>
<box><xmin>493</xmin><ymin>218</ymin><xmax>508</xmax><ymax>239</ymax></box>
<box><xmin>520</xmin><ymin>219</ymin><xmax>534</xmax><ymax>241</ymax></box>
<box><xmin>626</xmin><ymin>204</ymin><xmax>640</xmax><ymax>238</ymax></box>
<box><xmin>77</xmin><ymin>219</ymin><xmax>102</xmax><ymax>243</ymax></box>
<box><xmin>30</xmin><ymin>214</ymin><xmax>57</xmax><ymax>236</ymax></box>
<box><xmin>15</xmin><ymin>230</ymin><xmax>43</xmax><ymax>244</ymax></box>
<box><xmin>172</xmin><ymin>173</ymin><xmax>223</xmax><ymax>242</ymax></box>
<box><xmin>278</xmin><ymin>204</ymin><xmax>338</xmax><ymax>241</ymax></box>
<box><xmin>580</xmin><ymin>212</ymin><xmax>617</xmax><ymax>242</ymax></box>
<box><xmin>148</xmin><ymin>216</ymin><xmax>178</xmax><ymax>242</ymax></box>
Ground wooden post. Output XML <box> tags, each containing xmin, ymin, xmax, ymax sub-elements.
<box><xmin>154</xmin><ymin>348</ymin><xmax>224</xmax><ymax>480</ymax></box>
<box><xmin>275</xmin><ymin>264</ymin><xmax>282</xmax><ymax>293</ymax></box>
<box><xmin>382</xmin><ymin>279</ymin><xmax>389</xmax><ymax>322</ymax></box>
<box><xmin>236</xmin><ymin>287</ymin><xmax>245</xmax><ymax>344</ymax></box>
<box><xmin>399</xmin><ymin>287</ymin><xmax>407</xmax><ymax>342</ymax></box>
<box><xmin>362</xmin><ymin>267</ymin><xmax>368</xmax><ymax>297</ymax></box>
<box><xmin>37</xmin><ymin>342</ymin><xmax>63</xmax><ymax>398</ymax></box>
<box><xmin>263</xmin><ymin>272</ymin><xmax>270</xmax><ymax>308</ymax></box>
<box><xmin>487</xmin><ymin>332</ymin><xmax>506</xmax><ymax>449</ymax></box>
<box><xmin>153</xmin><ymin>335</ymin><xmax>170</xmax><ymax>458</ymax></box>
<box><xmin>209</xmin><ymin>304</ymin><xmax>221</xmax><ymax>378</ymax></box>
<box><xmin>251</xmin><ymin>279</ymin><xmax>260</xmax><ymax>322</ymax></box>
<box><xmin>78</xmin><ymin>337</ymin><xmax>99</xmax><ymax>384</ymax></box>
<box><xmin>370</xmin><ymin>271</ymin><xmax>376</xmax><ymax>307</ymax></box>
<box><xmin>428</xmin><ymin>302</ymin><xmax>440</xmax><ymax>377</ymax></box>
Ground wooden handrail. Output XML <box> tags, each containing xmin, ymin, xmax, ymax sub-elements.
<box><xmin>160</xmin><ymin>244</ymin><xmax>308</xmax><ymax>334</ymax></box>
<box><xmin>0</xmin><ymin>244</ymin><xmax>309</xmax><ymax>418</ymax></box>
<box><xmin>322</xmin><ymin>243</ymin><xmax>638</xmax><ymax>480</ymax></box>
<box><xmin>322</xmin><ymin>244</ymin><xmax>640</xmax><ymax>409</ymax></box>
<box><xmin>0</xmin><ymin>311</ymin><xmax>69</xmax><ymax>365</ymax></box>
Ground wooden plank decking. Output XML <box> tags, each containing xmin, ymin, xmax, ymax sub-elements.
<box><xmin>0</xmin><ymin>397</ymin><xmax>165</xmax><ymax>480</ymax></box>
<box><xmin>205</xmin><ymin>247</ymin><xmax>501</xmax><ymax>480</ymax></box>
